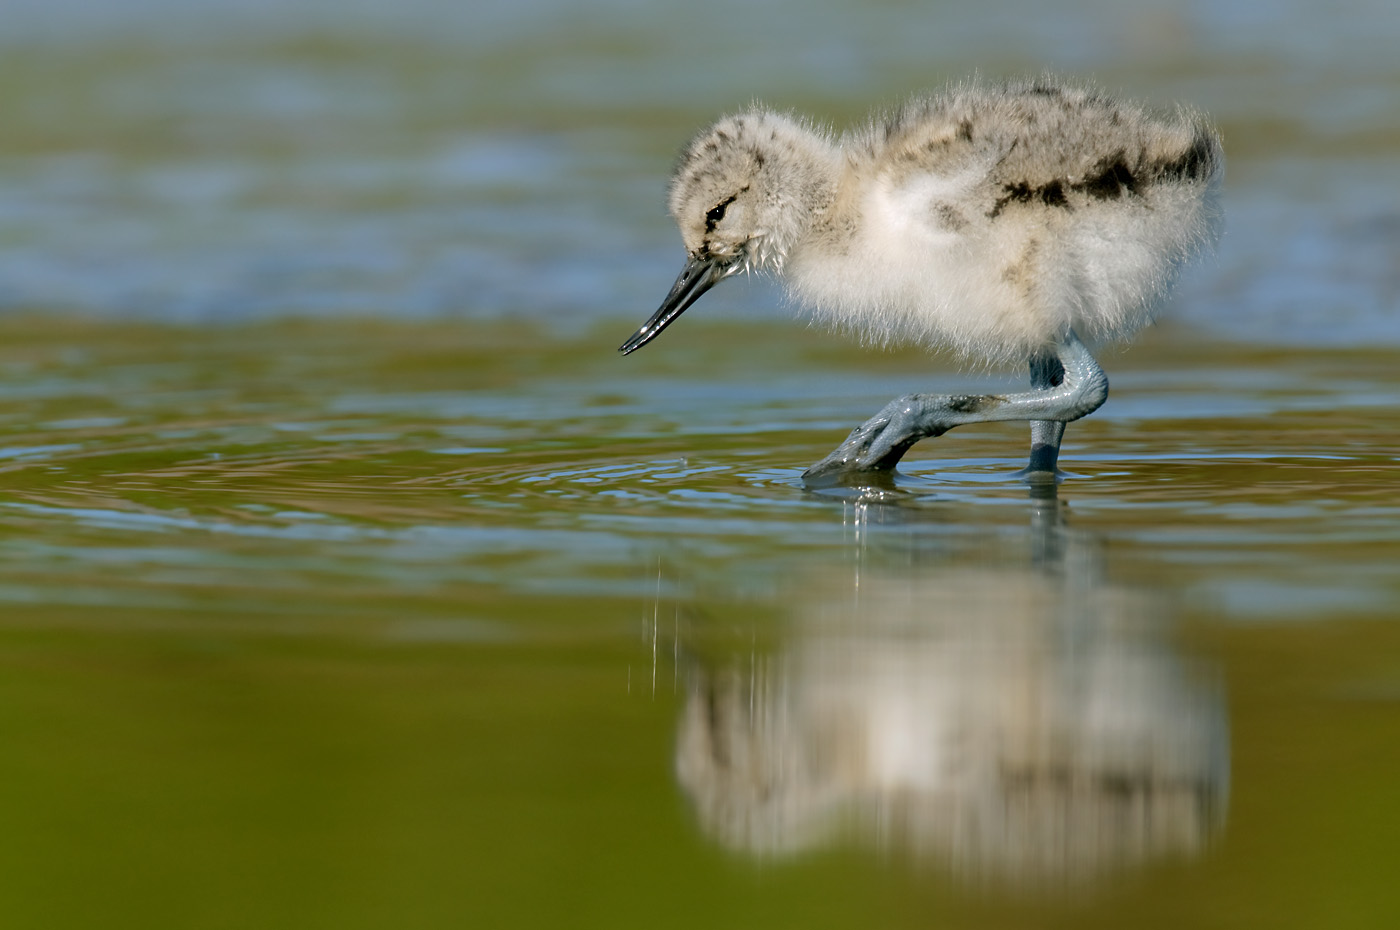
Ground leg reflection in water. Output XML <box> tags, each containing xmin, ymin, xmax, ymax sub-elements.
<box><xmin>670</xmin><ymin>484</ymin><xmax>1227</xmax><ymax>886</ymax></box>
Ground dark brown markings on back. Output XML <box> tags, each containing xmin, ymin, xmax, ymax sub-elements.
<box><xmin>988</xmin><ymin>148</ymin><xmax>1147</xmax><ymax>219</ymax></box>
<box><xmin>1154</xmin><ymin>128</ymin><xmax>1217</xmax><ymax>181</ymax></box>
<box><xmin>1039</xmin><ymin>179</ymin><xmax>1068</xmax><ymax>207</ymax></box>
<box><xmin>1080</xmin><ymin>152</ymin><xmax>1138</xmax><ymax>200</ymax></box>
<box><xmin>989</xmin><ymin>179</ymin><xmax>1073</xmax><ymax>218</ymax></box>
<box><xmin>956</xmin><ymin>119</ymin><xmax>974</xmax><ymax>142</ymax></box>
<box><xmin>990</xmin><ymin>182</ymin><xmax>1034</xmax><ymax>218</ymax></box>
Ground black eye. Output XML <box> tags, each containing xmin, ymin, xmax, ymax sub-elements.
<box><xmin>704</xmin><ymin>194</ymin><xmax>738</xmax><ymax>233</ymax></box>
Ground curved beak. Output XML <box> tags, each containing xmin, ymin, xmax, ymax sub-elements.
<box><xmin>619</xmin><ymin>256</ymin><xmax>727</xmax><ymax>355</ymax></box>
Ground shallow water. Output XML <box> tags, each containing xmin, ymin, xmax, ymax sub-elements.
<box><xmin>1</xmin><ymin>317</ymin><xmax>1397</xmax><ymax>926</ymax></box>
<box><xmin>2</xmin><ymin>1</ymin><xmax>1400</xmax><ymax>927</ymax></box>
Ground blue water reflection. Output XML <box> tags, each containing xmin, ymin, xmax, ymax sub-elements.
<box><xmin>669</xmin><ymin>488</ymin><xmax>1228</xmax><ymax>883</ymax></box>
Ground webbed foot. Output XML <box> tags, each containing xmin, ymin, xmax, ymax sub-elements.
<box><xmin>801</xmin><ymin>394</ymin><xmax>951</xmax><ymax>485</ymax></box>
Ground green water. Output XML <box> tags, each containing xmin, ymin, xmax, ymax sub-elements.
<box><xmin>0</xmin><ymin>316</ymin><xmax>1397</xmax><ymax>926</ymax></box>
<box><xmin>3</xmin><ymin>0</ymin><xmax>1400</xmax><ymax>925</ymax></box>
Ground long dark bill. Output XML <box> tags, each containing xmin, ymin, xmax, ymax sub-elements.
<box><xmin>619</xmin><ymin>256</ymin><xmax>726</xmax><ymax>355</ymax></box>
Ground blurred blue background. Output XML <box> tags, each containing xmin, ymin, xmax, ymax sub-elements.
<box><xmin>3</xmin><ymin>0</ymin><xmax>1398</xmax><ymax>343</ymax></box>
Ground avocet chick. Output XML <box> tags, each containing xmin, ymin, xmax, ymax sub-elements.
<box><xmin>619</xmin><ymin>77</ymin><xmax>1223</xmax><ymax>484</ymax></box>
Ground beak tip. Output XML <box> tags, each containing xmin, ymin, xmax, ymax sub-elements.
<box><xmin>619</xmin><ymin>255</ymin><xmax>722</xmax><ymax>359</ymax></box>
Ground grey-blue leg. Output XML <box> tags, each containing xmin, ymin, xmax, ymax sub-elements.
<box><xmin>802</xmin><ymin>328</ymin><xmax>1108</xmax><ymax>484</ymax></box>
<box><xmin>1022</xmin><ymin>350</ymin><xmax>1068</xmax><ymax>477</ymax></box>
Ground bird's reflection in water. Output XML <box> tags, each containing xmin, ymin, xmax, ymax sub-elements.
<box><xmin>673</xmin><ymin>484</ymin><xmax>1228</xmax><ymax>886</ymax></box>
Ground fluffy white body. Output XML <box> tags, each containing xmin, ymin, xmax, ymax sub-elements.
<box><xmin>683</xmin><ymin>81</ymin><xmax>1220</xmax><ymax>363</ymax></box>
<box><xmin>622</xmin><ymin>77</ymin><xmax>1224</xmax><ymax>480</ymax></box>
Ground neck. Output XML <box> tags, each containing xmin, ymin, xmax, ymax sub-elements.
<box><xmin>746</xmin><ymin>115</ymin><xmax>840</xmax><ymax>272</ymax></box>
